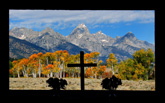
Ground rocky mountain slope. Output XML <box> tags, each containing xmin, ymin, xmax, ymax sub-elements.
<box><xmin>9</xmin><ymin>36</ymin><xmax>47</xmax><ymax>59</ymax></box>
<box><xmin>9</xmin><ymin>24</ymin><xmax>154</xmax><ymax>62</ymax></box>
<box><xmin>66</xmin><ymin>24</ymin><xmax>154</xmax><ymax>61</ymax></box>
<box><xmin>10</xmin><ymin>27</ymin><xmax>67</xmax><ymax>51</ymax></box>
<box><xmin>9</xmin><ymin>27</ymin><xmax>90</xmax><ymax>59</ymax></box>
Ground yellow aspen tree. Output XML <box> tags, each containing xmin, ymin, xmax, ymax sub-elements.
<box><xmin>19</xmin><ymin>58</ymin><xmax>29</xmax><ymax>78</ymax></box>
<box><xmin>107</xmin><ymin>53</ymin><xmax>117</xmax><ymax>75</ymax></box>
<box><xmin>37</xmin><ymin>52</ymin><xmax>43</xmax><ymax>78</ymax></box>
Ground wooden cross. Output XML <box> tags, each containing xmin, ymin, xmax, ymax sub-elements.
<box><xmin>67</xmin><ymin>51</ymin><xmax>97</xmax><ymax>90</ymax></box>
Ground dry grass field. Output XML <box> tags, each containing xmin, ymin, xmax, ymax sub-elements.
<box><xmin>9</xmin><ymin>78</ymin><xmax>155</xmax><ymax>91</ymax></box>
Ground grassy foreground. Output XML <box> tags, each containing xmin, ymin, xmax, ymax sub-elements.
<box><xmin>9</xmin><ymin>78</ymin><xmax>155</xmax><ymax>91</ymax></box>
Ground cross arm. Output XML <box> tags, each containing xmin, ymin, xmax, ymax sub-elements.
<box><xmin>84</xmin><ymin>63</ymin><xmax>97</xmax><ymax>67</ymax></box>
<box><xmin>67</xmin><ymin>63</ymin><xmax>97</xmax><ymax>67</ymax></box>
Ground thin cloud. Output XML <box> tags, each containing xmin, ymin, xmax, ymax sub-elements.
<box><xmin>9</xmin><ymin>10</ymin><xmax>155</xmax><ymax>30</ymax></box>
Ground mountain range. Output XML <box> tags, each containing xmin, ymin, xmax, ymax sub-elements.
<box><xmin>9</xmin><ymin>23</ymin><xmax>155</xmax><ymax>62</ymax></box>
<box><xmin>9</xmin><ymin>36</ymin><xmax>47</xmax><ymax>59</ymax></box>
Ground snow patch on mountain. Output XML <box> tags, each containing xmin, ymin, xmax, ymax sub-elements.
<box><xmin>18</xmin><ymin>35</ymin><xmax>26</xmax><ymax>39</ymax></box>
<box><xmin>101</xmin><ymin>39</ymin><xmax>108</xmax><ymax>42</ymax></box>
<box><xmin>77</xmin><ymin>23</ymin><xmax>86</xmax><ymax>28</ymax></box>
<box><xmin>78</xmin><ymin>34</ymin><xmax>83</xmax><ymax>39</ymax></box>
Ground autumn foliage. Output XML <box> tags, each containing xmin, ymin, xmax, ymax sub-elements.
<box><xmin>117</xmin><ymin>48</ymin><xmax>155</xmax><ymax>80</ymax></box>
<box><xmin>9</xmin><ymin>50</ymin><xmax>104</xmax><ymax>79</ymax></box>
<box><xmin>9</xmin><ymin>49</ymin><xmax>155</xmax><ymax>80</ymax></box>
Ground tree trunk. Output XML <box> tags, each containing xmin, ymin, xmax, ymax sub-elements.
<box><xmin>99</xmin><ymin>75</ymin><xmax>102</xmax><ymax>79</ymax></box>
<box><xmin>72</xmin><ymin>72</ymin><xmax>74</xmax><ymax>78</ymax></box>
<box><xmin>38</xmin><ymin>71</ymin><xmax>40</xmax><ymax>78</ymax></box>
<box><xmin>57</xmin><ymin>73</ymin><xmax>59</xmax><ymax>78</ymax></box>
<box><xmin>26</xmin><ymin>73</ymin><xmax>29</xmax><ymax>78</ymax></box>
<box><xmin>38</xmin><ymin>59</ymin><xmax>41</xmax><ymax>78</ymax></box>
<box><xmin>47</xmin><ymin>57</ymin><xmax>48</xmax><ymax>66</ymax></box>
<box><xmin>24</xmin><ymin>70</ymin><xmax>28</xmax><ymax>78</ymax></box>
<box><xmin>60</xmin><ymin>64</ymin><xmax>63</xmax><ymax>78</ymax></box>
<box><xmin>22</xmin><ymin>65</ymin><xmax>25</xmax><ymax>77</ymax></box>
<box><xmin>63</xmin><ymin>61</ymin><xmax>65</xmax><ymax>78</ymax></box>
<box><xmin>32</xmin><ymin>73</ymin><xmax>34</xmax><ymax>78</ymax></box>
<box><xmin>111</xmin><ymin>63</ymin><xmax>114</xmax><ymax>75</ymax></box>
<box><xmin>78</xmin><ymin>72</ymin><xmax>79</xmax><ymax>78</ymax></box>
<box><xmin>17</xmin><ymin>71</ymin><xmax>20</xmax><ymax>78</ymax></box>
<box><xmin>58</xmin><ymin>72</ymin><xmax>60</xmax><ymax>78</ymax></box>
<box><xmin>32</xmin><ymin>72</ymin><xmax>36</xmax><ymax>78</ymax></box>
<box><xmin>95</xmin><ymin>73</ymin><xmax>97</xmax><ymax>79</ymax></box>
<box><xmin>22</xmin><ymin>70</ymin><xmax>25</xmax><ymax>77</ymax></box>
<box><xmin>60</xmin><ymin>70</ymin><xmax>62</xmax><ymax>78</ymax></box>
<box><xmin>22</xmin><ymin>65</ymin><xmax>28</xmax><ymax>78</ymax></box>
<box><xmin>54</xmin><ymin>73</ymin><xmax>56</xmax><ymax>78</ymax></box>
<box><xmin>63</xmin><ymin>69</ymin><xmax>65</xmax><ymax>78</ymax></box>
<box><xmin>47</xmin><ymin>74</ymin><xmax>49</xmax><ymax>78</ymax></box>
<box><xmin>50</xmin><ymin>71</ymin><xmax>53</xmax><ymax>77</ymax></box>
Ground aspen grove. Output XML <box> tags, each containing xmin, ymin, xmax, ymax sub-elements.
<box><xmin>9</xmin><ymin>50</ymin><xmax>106</xmax><ymax>78</ymax></box>
<box><xmin>9</xmin><ymin>49</ymin><xmax>155</xmax><ymax>80</ymax></box>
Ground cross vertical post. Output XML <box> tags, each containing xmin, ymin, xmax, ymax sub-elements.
<box><xmin>80</xmin><ymin>51</ymin><xmax>84</xmax><ymax>90</ymax></box>
<box><xmin>67</xmin><ymin>51</ymin><xmax>97</xmax><ymax>90</ymax></box>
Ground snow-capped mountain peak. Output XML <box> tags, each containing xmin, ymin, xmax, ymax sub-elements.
<box><xmin>77</xmin><ymin>23</ymin><xmax>86</xmax><ymax>28</ymax></box>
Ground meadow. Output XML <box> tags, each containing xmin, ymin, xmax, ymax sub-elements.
<box><xmin>9</xmin><ymin>77</ymin><xmax>155</xmax><ymax>91</ymax></box>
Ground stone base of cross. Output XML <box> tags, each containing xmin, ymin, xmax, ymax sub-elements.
<box><xmin>67</xmin><ymin>51</ymin><xmax>97</xmax><ymax>90</ymax></box>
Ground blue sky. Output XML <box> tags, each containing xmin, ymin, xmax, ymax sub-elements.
<box><xmin>9</xmin><ymin>10</ymin><xmax>155</xmax><ymax>44</ymax></box>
